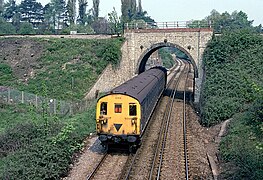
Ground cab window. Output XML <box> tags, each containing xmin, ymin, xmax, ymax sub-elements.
<box><xmin>115</xmin><ymin>104</ymin><xmax>122</xmax><ymax>113</ymax></box>
<box><xmin>129</xmin><ymin>103</ymin><xmax>137</xmax><ymax>116</ymax></box>
<box><xmin>100</xmin><ymin>102</ymin><xmax>107</xmax><ymax>115</ymax></box>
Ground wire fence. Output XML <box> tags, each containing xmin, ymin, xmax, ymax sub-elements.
<box><xmin>0</xmin><ymin>86</ymin><xmax>95</xmax><ymax>116</ymax></box>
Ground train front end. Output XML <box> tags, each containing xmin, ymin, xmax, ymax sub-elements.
<box><xmin>96</xmin><ymin>94</ymin><xmax>141</xmax><ymax>148</ymax></box>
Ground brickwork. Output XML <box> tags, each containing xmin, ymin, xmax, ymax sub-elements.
<box><xmin>86</xmin><ymin>28</ymin><xmax>213</xmax><ymax>102</ymax></box>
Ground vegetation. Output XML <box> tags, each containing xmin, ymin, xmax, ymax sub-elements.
<box><xmin>0</xmin><ymin>0</ymin><xmax>155</xmax><ymax>35</ymax></box>
<box><xmin>158</xmin><ymin>48</ymin><xmax>175</xmax><ymax>69</ymax></box>
<box><xmin>200</xmin><ymin>30</ymin><xmax>263</xmax><ymax>126</ymax></box>
<box><xmin>0</xmin><ymin>102</ymin><xmax>96</xmax><ymax>179</ymax></box>
<box><xmin>220</xmin><ymin>98</ymin><xmax>263</xmax><ymax>179</ymax></box>
<box><xmin>188</xmin><ymin>10</ymin><xmax>262</xmax><ymax>33</ymax></box>
<box><xmin>0</xmin><ymin>37</ymin><xmax>124</xmax><ymax>100</ymax></box>
<box><xmin>199</xmin><ymin>10</ymin><xmax>263</xmax><ymax>178</ymax></box>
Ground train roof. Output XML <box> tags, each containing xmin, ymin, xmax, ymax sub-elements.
<box><xmin>108</xmin><ymin>66</ymin><xmax>167</xmax><ymax>103</ymax></box>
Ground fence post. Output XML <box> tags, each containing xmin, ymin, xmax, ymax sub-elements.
<box><xmin>21</xmin><ymin>91</ymin><xmax>24</xmax><ymax>104</ymax></box>
<box><xmin>8</xmin><ymin>88</ymin><xmax>10</xmax><ymax>103</ymax></box>
<box><xmin>69</xmin><ymin>104</ymin><xmax>72</xmax><ymax>115</ymax></box>
<box><xmin>54</xmin><ymin>99</ymin><xmax>56</xmax><ymax>114</ymax></box>
<box><xmin>35</xmin><ymin>95</ymin><xmax>38</xmax><ymax>108</ymax></box>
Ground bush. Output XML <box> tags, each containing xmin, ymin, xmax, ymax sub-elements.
<box><xmin>200</xmin><ymin>30</ymin><xmax>263</xmax><ymax>125</ymax></box>
<box><xmin>0</xmin><ymin>103</ymin><xmax>96</xmax><ymax>179</ymax></box>
<box><xmin>0</xmin><ymin>18</ymin><xmax>16</xmax><ymax>35</ymax></box>
<box><xmin>220</xmin><ymin>100</ymin><xmax>263</xmax><ymax>179</ymax></box>
<box><xmin>17</xmin><ymin>22</ymin><xmax>36</xmax><ymax>35</ymax></box>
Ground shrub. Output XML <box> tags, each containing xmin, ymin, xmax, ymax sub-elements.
<box><xmin>200</xmin><ymin>30</ymin><xmax>263</xmax><ymax>125</ymax></box>
<box><xmin>0</xmin><ymin>103</ymin><xmax>96</xmax><ymax>179</ymax></box>
<box><xmin>220</xmin><ymin>99</ymin><xmax>263</xmax><ymax>179</ymax></box>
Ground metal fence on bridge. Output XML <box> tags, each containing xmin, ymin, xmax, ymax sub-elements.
<box><xmin>124</xmin><ymin>21</ymin><xmax>212</xmax><ymax>30</ymax></box>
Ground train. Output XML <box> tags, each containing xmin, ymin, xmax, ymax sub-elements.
<box><xmin>96</xmin><ymin>66</ymin><xmax>167</xmax><ymax>151</ymax></box>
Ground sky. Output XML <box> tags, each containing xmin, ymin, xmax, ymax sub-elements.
<box><xmin>23</xmin><ymin>0</ymin><xmax>263</xmax><ymax>26</ymax></box>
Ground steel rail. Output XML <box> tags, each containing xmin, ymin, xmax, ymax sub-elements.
<box><xmin>149</xmin><ymin>64</ymin><xmax>182</xmax><ymax>179</ymax></box>
<box><xmin>183</xmin><ymin>63</ymin><xmax>191</xmax><ymax>180</ymax></box>
<box><xmin>86</xmin><ymin>153</ymin><xmax>108</xmax><ymax>180</ymax></box>
<box><xmin>124</xmin><ymin>60</ymin><xmax>183</xmax><ymax>180</ymax></box>
<box><xmin>155</xmin><ymin>62</ymin><xmax>189</xmax><ymax>180</ymax></box>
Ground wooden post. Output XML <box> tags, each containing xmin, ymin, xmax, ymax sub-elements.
<box><xmin>54</xmin><ymin>99</ymin><xmax>56</xmax><ymax>114</ymax></box>
<box><xmin>21</xmin><ymin>91</ymin><xmax>24</xmax><ymax>104</ymax></box>
<box><xmin>35</xmin><ymin>95</ymin><xmax>38</xmax><ymax>108</ymax></box>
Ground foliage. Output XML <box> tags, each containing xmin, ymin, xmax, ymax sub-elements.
<box><xmin>108</xmin><ymin>7</ymin><xmax>122</xmax><ymax>35</ymax></box>
<box><xmin>0</xmin><ymin>37</ymin><xmax>124</xmax><ymax>100</ymax></box>
<box><xmin>121</xmin><ymin>0</ymin><xmax>154</xmax><ymax>24</ymax></box>
<box><xmin>60</xmin><ymin>23</ymin><xmax>94</xmax><ymax>34</ymax></box>
<box><xmin>190</xmin><ymin>10</ymin><xmax>260</xmax><ymax>33</ymax></box>
<box><xmin>0</xmin><ymin>17</ymin><xmax>16</xmax><ymax>34</ymax></box>
<box><xmin>92</xmin><ymin>0</ymin><xmax>100</xmax><ymax>21</ymax></box>
<box><xmin>158</xmin><ymin>48</ymin><xmax>175</xmax><ymax>69</ymax></box>
<box><xmin>17</xmin><ymin>22</ymin><xmax>36</xmax><ymax>34</ymax></box>
<box><xmin>0</xmin><ymin>63</ymin><xmax>14</xmax><ymax>84</ymax></box>
<box><xmin>200</xmin><ymin>29</ymin><xmax>263</xmax><ymax>126</ymax></box>
<box><xmin>19</xmin><ymin>0</ymin><xmax>43</xmax><ymax>24</ymax></box>
<box><xmin>66</xmin><ymin>0</ymin><xmax>77</xmax><ymax>25</ymax></box>
<box><xmin>2</xmin><ymin>0</ymin><xmax>17</xmax><ymax>22</ymax></box>
<box><xmin>0</xmin><ymin>102</ymin><xmax>96</xmax><ymax>179</ymax></box>
<box><xmin>220</xmin><ymin>99</ymin><xmax>263</xmax><ymax>179</ymax></box>
<box><xmin>77</xmin><ymin>0</ymin><xmax>88</xmax><ymax>25</ymax></box>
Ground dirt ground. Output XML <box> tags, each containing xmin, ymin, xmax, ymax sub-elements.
<box><xmin>0</xmin><ymin>39</ymin><xmax>45</xmax><ymax>83</ymax></box>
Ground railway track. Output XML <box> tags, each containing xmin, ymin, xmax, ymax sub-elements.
<box><xmin>119</xmin><ymin>60</ymin><xmax>193</xmax><ymax>180</ymax></box>
<box><xmin>87</xmin><ymin>60</ymin><xmax>195</xmax><ymax>180</ymax></box>
<box><xmin>87</xmin><ymin>153</ymin><xmax>128</xmax><ymax>180</ymax></box>
<box><xmin>150</xmin><ymin>62</ymin><xmax>191</xmax><ymax>179</ymax></box>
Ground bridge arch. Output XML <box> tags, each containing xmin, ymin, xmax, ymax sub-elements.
<box><xmin>137</xmin><ymin>42</ymin><xmax>198</xmax><ymax>78</ymax></box>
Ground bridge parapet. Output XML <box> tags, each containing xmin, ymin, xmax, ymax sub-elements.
<box><xmin>124</xmin><ymin>21</ymin><xmax>212</xmax><ymax>30</ymax></box>
<box><xmin>87</xmin><ymin>27</ymin><xmax>213</xmax><ymax>103</ymax></box>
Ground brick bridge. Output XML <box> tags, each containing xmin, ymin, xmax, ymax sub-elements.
<box><xmin>86</xmin><ymin>27</ymin><xmax>213</xmax><ymax>103</ymax></box>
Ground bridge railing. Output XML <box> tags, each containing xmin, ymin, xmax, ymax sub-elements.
<box><xmin>124</xmin><ymin>21</ymin><xmax>212</xmax><ymax>30</ymax></box>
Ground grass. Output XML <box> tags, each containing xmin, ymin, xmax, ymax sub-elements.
<box><xmin>0</xmin><ymin>101</ymin><xmax>96</xmax><ymax>179</ymax></box>
<box><xmin>0</xmin><ymin>36</ymin><xmax>124</xmax><ymax>178</ymax></box>
<box><xmin>0</xmin><ymin>37</ymin><xmax>124</xmax><ymax>100</ymax></box>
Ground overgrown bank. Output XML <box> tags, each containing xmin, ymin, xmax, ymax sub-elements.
<box><xmin>0</xmin><ymin>37</ymin><xmax>124</xmax><ymax>100</ymax></box>
<box><xmin>0</xmin><ymin>37</ymin><xmax>124</xmax><ymax>179</ymax></box>
<box><xmin>200</xmin><ymin>30</ymin><xmax>263</xmax><ymax>178</ymax></box>
<box><xmin>0</xmin><ymin>102</ymin><xmax>96</xmax><ymax>179</ymax></box>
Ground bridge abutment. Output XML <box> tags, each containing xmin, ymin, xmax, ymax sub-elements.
<box><xmin>86</xmin><ymin>28</ymin><xmax>213</xmax><ymax>103</ymax></box>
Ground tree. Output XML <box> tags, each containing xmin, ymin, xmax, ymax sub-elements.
<box><xmin>205</xmin><ymin>10</ymin><xmax>255</xmax><ymax>32</ymax></box>
<box><xmin>78</xmin><ymin>0</ymin><xmax>88</xmax><ymax>25</ymax></box>
<box><xmin>92</xmin><ymin>0</ymin><xmax>99</xmax><ymax>21</ymax></box>
<box><xmin>137</xmin><ymin>0</ymin><xmax>142</xmax><ymax>15</ymax></box>
<box><xmin>3</xmin><ymin>0</ymin><xmax>18</xmax><ymax>21</ymax></box>
<box><xmin>108</xmin><ymin>7</ymin><xmax>121</xmax><ymax>34</ymax></box>
<box><xmin>187</xmin><ymin>10</ymin><xmax>258</xmax><ymax>32</ymax></box>
<box><xmin>0</xmin><ymin>0</ymin><xmax>4</xmax><ymax>16</ymax></box>
<box><xmin>0</xmin><ymin>17</ymin><xmax>16</xmax><ymax>34</ymax></box>
<box><xmin>50</xmin><ymin>0</ymin><xmax>67</xmax><ymax>31</ymax></box>
<box><xmin>17</xmin><ymin>21</ymin><xmax>35</xmax><ymax>34</ymax></box>
<box><xmin>67</xmin><ymin>0</ymin><xmax>76</xmax><ymax>25</ymax></box>
<box><xmin>19</xmin><ymin>0</ymin><xmax>43</xmax><ymax>28</ymax></box>
<box><xmin>121</xmin><ymin>0</ymin><xmax>137</xmax><ymax>22</ymax></box>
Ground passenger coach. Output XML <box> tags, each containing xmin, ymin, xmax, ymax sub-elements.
<box><xmin>96</xmin><ymin>66</ymin><xmax>167</xmax><ymax>150</ymax></box>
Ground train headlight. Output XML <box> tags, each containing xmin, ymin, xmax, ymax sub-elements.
<box><xmin>127</xmin><ymin>136</ymin><xmax>137</xmax><ymax>143</ymax></box>
<box><xmin>131</xmin><ymin>117</ymin><xmax>137</xmax><ymax>125</ymax></box>
<box><xmin>99</xmin><ymin>135</ymin><xmax>107</xmax><ymax>142</ymax></box>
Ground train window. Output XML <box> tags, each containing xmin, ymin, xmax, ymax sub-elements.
<box><xmin>115</xmin><ymin>104</ymin><xmax>122</xmax><ymax>113</ymax></box>
<box><xmin>129</xmin><ymin>104</ymin><xmax>137</xmax><ymax>116</ymax></box>
<box><xmin>100</xmin><ymin>102</ymin><xmax>107</xmax><ymax>115</ymax></box>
